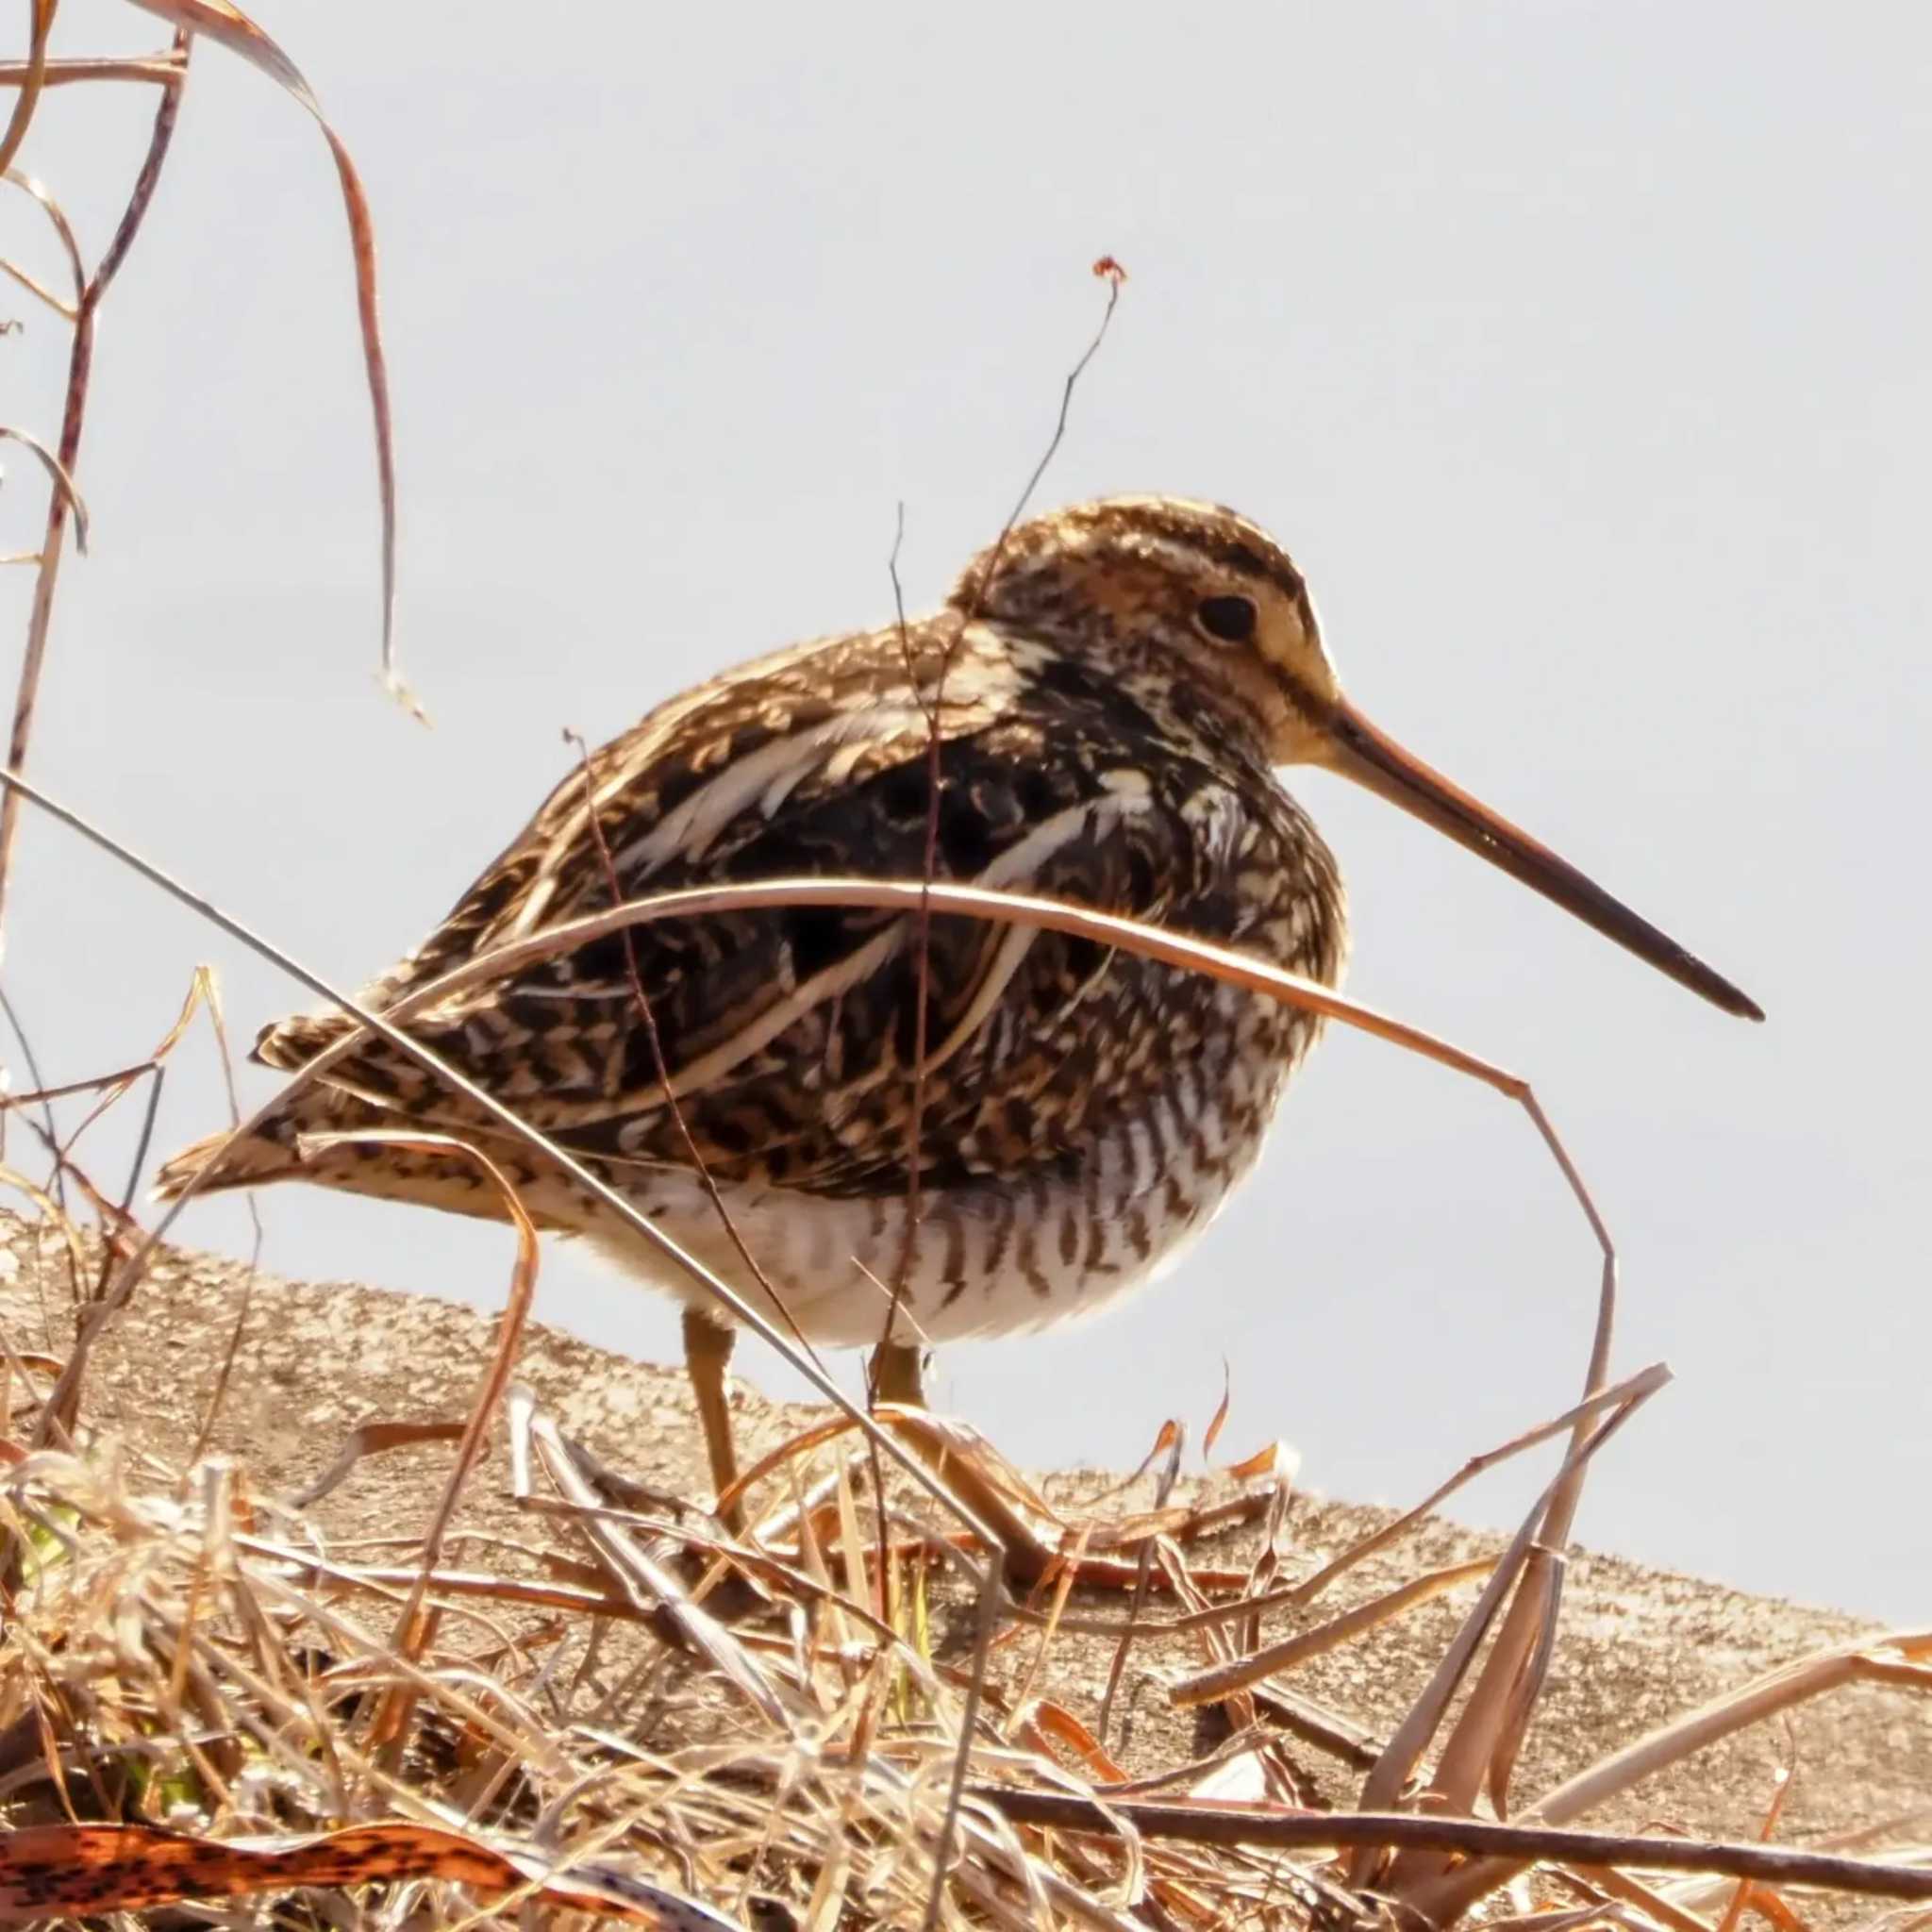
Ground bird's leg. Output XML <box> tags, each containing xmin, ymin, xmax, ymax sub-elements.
<box><xmin>869</xmin><ymin>1339</ymin><xmax>928</xmax><ymax>1407</ymax></box>
<box><xmin>681</xmin><ymin>1307</ymin><xmax>742</xmax><ymax>1530</ymax></box>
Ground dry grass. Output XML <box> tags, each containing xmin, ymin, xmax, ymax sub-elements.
<box><xmin>1</xmin><ymin>1197</ymin><xmax>1930</xmax><ymax>1929</ymax></box>
<box><xmin>0</xmin><ymin>1191</ymin><xmax>1365</xmax><ymax>1929</ymax></box>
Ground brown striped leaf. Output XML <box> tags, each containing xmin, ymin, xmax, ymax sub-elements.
<box><xmin>0</xmin><ymin>1819</ymin><xmax>754</xmax><ymax>1925</ymax></box>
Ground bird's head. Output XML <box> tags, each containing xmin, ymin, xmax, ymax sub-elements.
<box><xmin>952</xmin><ymin>495</ymin><xmax>1762</xmax><ymax>1021</ymax></box>
<box><xmin>951</xmin><ymin>495</ymin><xmax>1343</xmax><ymax>766</ymax></box>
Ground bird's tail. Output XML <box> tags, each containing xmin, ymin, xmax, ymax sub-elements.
<box><xmin>152</xmin><ymin>1083</ymin><xmax>379</xmax><ymax>1203</ymax></box>
<box><xmin>153</xmin><ymin>1063</ymin><xmax>580</xmax><ymax>1232</ymax></box>
<box><xmin>155</xmin><ymin>981</ymin><xmax>589</xmax><ymax>1227</ymax></box>
<box><xmin>152</xmin><ymin>1124</ymin><xmax>292</xmax><ymax>1200</ymax></box>
<box><xmin>153</xmin><ymin>1001</ymin><xmax>399</xmax><ymax>1203</ymax></box>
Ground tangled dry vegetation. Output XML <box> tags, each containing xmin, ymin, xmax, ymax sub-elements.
<box><xmin>0</xmin><ymin>1204</ymin><xmax>1928</xmax><ymax>1930</ymax></box>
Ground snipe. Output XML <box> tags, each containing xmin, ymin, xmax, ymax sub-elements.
<box><xmin>158</xmin><ymin>497</ymin><xmax>1760</xmax><ymax>1516</ymax></box>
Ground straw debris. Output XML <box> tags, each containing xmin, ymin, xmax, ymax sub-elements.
<box><xmin>0</xmin><ymin>1206</ymin><xmax>1926</xmax><ymax>1929</ymax></box>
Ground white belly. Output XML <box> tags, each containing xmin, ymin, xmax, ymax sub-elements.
<box><xmin>580</xmin><ymin>1086</ymin><xmax>1273</xmax><ymax>1350</ymax></box>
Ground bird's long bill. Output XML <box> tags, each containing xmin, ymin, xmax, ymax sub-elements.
<box><xmin>1320</xmin><ymin>698</ymin><xmax>1763</xmax><ymax>1021</ymax></box>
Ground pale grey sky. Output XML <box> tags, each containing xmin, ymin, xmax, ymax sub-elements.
<box><xmin>5</xmin><ymin>5</ymin><xmax>1927</xmax><ymax>1618</ymax></box>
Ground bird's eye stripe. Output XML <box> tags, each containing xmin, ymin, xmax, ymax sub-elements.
<box><xmin>1196</xmin><ymin>595</ymin><xmax>1257</xmax><ymax>643</ymax></box>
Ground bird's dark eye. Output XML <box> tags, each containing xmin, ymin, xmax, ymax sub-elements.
<box><xmin>1195</xmin><ymin>595</ymin><xmax>1257</xmax><ymax>643</ymax></box>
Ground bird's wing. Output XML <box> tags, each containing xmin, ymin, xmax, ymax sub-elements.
<box><xmin>255</xmin><ymin>619</ymin><xmax>1249</xmax><ymax>1192</ymax></box>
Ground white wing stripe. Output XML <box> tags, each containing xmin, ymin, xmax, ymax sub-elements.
<box><xmin>609</xmin><ymin>706</ymin><xmax>933</xmax><ymax>878</ymax></box>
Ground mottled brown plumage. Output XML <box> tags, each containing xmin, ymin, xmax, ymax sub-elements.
<box><xmin>158</xmin><ymin>495</ymin><xmax>1758</xmax><ymax>1518</ymax></box>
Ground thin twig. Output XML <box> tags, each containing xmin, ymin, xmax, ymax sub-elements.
<box><xmin>968</xmin><ymin>1791</ymin><xmax>1932</xmax><ymax>1903</ymax></box>
<box><xmin>0</xmin><ymin>430</ymin><xmax>87</xmax><ymax>547</ymax></box>
<box><xmin>920</xmin><ymin>1557</ymin><xmax>1010</xmax><ymax>1932</ymax></box>
<box><xmin>0</xmin><ymin>0</ymin><xmax>51</xmax><ymax>182</ymax></box>
<box><xmin>2</xmin><ymin>167</ymin><xmax>85</xmax><ymax>303</ymax></box>
<box><xmin>0</xmin><ymin>52</ymin><xmax>186</xmax><ymax>88</ymax></box>
<box><xmin>880</xmin><ymin>495</ymin><xmax>927</xmax><ymax>1383</ymax></box>
<box><xmin>1096</xmin><ymin>1416</ymin><xmax>1183</xmax><ymax>1742</ymax></box>
<box><xmin>887</xmin><ymin>264</ymin><xmax>1126</xmax><ymax>1369</ymax></box>
<box><xmin>285</xmin><ymin>1129</ymin><xmax>538</xmax><ymax>1766</ymax></box>
<box><xmin>0</xmin><ymin>29</ymin><xmax>189</xmax><ymax>958</ymax></box>
<box><xmin>1169</xmin><ymin>1556</ymin><xmax>1496</xmax><ymax>1709</ymax></box>
<box><xmin>0</xmin><ymin>980</ymin><xmax>58</xmax><ymax>1185</ymax></box>
<box><xmin>30</xmin><ymin>962</ymin><xmax>218</xmax><ymax>1432</ymax></box>
<box><xmin>185</xmin><ymin>972</ymin><xmax>266</xmax><ymax>1461</ymax></box>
